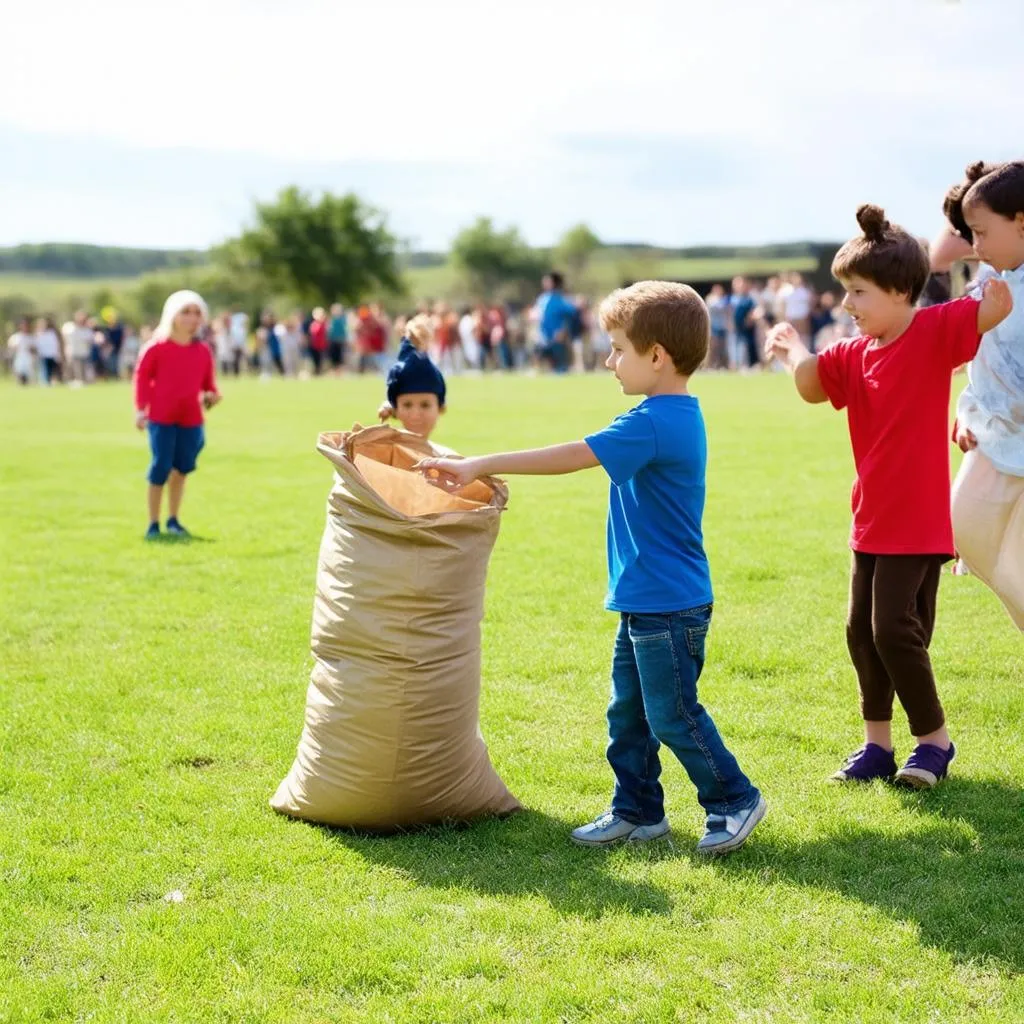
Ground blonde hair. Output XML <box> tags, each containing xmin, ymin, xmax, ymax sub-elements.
<box><xmin>405</xmin><ymin>313</ymin><xmax>435</xmax><ymax>351</ymax></box>
<box><xmin>599</xmin><ymin>280</ymin><xmax>708</xmax><ymax>375</ymax></box>
<box><xmin>155</xmin><ymin>290</ymin><xmax>208</xmax><ymax>339</ymax></box>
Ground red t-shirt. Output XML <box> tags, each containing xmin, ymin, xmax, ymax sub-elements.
<box><xmin>817</xmin><ymin>297</ymin><xmax>981</xmax><ymax>556</ymax></box>
<box><xmin>134</xmin><ymin>339</ymin><xmax>218</xmax><ymax>427</ymax></box>
<box><xmin>309</xmin><ymin>320</ymin><xmax>328</xmax><ymax>352</ymax></box>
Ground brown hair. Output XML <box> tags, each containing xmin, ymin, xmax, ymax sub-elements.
<box><xmin>830</xmin><ymin>204</ymin><xmax>929</xmax><ymax>303</ymax></box>
<box><xmin>598</xmin><ymin>280</ymin><xmax>708</xmax><ymax>375</ymax></box>
<box><xmin>943</xmin><ymin>160</ymin><xmax>1004</xmax><ymax>242</ymax></box>
<box><xmin>962</xmin><ymin>160</ymin><xmax>1024</xmax><ymax>230</ymax></box>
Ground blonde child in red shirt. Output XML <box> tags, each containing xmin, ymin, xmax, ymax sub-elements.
<box><xmin>133</xmin><ymin>290</ymin><xmax>221</xmax><ymax>539</ymax></box>
<box><xmin>767</xmin><ymin>205</ymin><xmax>1012</xmax><ymax>788</ymax></box>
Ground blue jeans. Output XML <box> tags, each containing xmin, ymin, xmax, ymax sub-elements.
<box><xmin>147</xmin><ymin>423</ymin><xmax>205</xmax><ymax>485</ymax></box>
<box><xmin>607</xmin><ymin>606</ymin><xmax>759</xmax><ymax>821</ymax></box>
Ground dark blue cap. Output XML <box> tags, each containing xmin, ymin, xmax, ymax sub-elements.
<box><xmin>385</xmin><ymin>337</ymin><xmax>447</xmax><ymax>408</ymax></box>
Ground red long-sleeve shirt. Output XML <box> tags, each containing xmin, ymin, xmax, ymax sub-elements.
<box><xmin>134</xmin><ymin>339</ymin><xmax>218</xmax><ymax>427</ymax></box>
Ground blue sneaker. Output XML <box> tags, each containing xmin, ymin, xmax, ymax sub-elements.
<box><xmin>144</xmin><ymin>522</ymin><xmax>160</xmax><ymax>540</ymax></box>
<box><xmin>895</xmin><ymin>742</ymin><xmax>955</xmax><ymax>789</ymax></box>
<box><xmin>165</xmin><ymin>517</ymin><xmax>190</xmax><ymax>537</ymax></box>
<box><xmin>570</xmin><ymin>811</ymin><xmax>670</xmax><ymax>847</ymax></box>
<box><xmin>696</xmin><ymin>794</ymin><xmax>767</xmax><ymax>855</ymax></box>
<box><xmin>831</xmin><ymin>743</ymin><xmax>898</xmax><ymax>783</ymax></box>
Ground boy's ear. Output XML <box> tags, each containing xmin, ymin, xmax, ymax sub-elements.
<box><xmin>439</xmin><ymin>404</ymin><xmax>446</xmax><ymax>415</ymax></box>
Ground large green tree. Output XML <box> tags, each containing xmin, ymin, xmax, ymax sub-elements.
<box><xmin>450</xmin><ymin>217</ymin><xmax>546</xmax><ymax>300</ymax></box>
<box><xmin>556</xmin><ymin>223</ymin><xmax>601</xmax><ymax>280</ymax></box>
<box><xmin>227</xmin><ymin>187</ymin><xmax>403</xmax><ymax>307</ymax></box>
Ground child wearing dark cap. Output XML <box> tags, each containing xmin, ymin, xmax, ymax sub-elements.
<box><xmin>378</xmin><ymin>314</ymin><xmax>446</xmax><ymax>440</ymax></box>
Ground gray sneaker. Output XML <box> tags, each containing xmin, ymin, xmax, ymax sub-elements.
<box><xmin>696</xmin><ymin>795</ymin><xmax>767</xmax><ymax>855</ymax></box>
<box><xmin>571</xmin><ymin>811</ymin><xmax>670</xmax><ymax>847</ymax></box>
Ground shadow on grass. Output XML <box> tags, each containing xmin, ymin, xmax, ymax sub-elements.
<box><xmin>314</xmin><ymin>779</ymin><xmax>1024</xmax><ymax>965</ymax></box>
<box><xmin>712</xmin><ymin>777</ymin><xmax>1024</xmax><ymax>971</ymax></box>
<box><xmin>144</xmin><ymin>533</ymin><xmax>215</xmax><ymax>545</ymax></box>
<box><xmin>319</xmin><ymin>809</ymin><xmax>673</xmax><ymax>919</ymax></box>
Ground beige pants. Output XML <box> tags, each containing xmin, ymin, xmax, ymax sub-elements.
<box><xmin>951</xmin><ymin>450</ymin><xmax>1024</xmax><ymax>630</ymax></box>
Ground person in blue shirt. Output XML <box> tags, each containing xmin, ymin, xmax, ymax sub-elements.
<box><xmin>730</xmin><ymin>275</ymin><xmax>760</xmax><ymax>370</ymax></box>
<box><xmin>416</xmin><ymin>281</ymin><xmax>766</xmax><ymax>854</ymax></box>
<box><xmin>533</xmin><ymin>271</ymin><xmax>579</xmax><ymax>373</ymax></box>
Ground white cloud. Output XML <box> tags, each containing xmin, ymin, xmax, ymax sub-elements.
<box><xmin>2</xmin><ymin>0</ymin><xmax>1022</xmax><ymax>248</ymax></box>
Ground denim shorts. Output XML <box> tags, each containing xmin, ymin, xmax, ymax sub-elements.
<box><xmin>147</xmin><ymin>423</ymin><xmax>205</xmax><ymax>485</ymax></box>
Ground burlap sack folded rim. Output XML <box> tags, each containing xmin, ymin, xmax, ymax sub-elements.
<box><xmin>317</xmin><ymin>424</ymin><xmax>509</xmax><ymax>521</ymax></box>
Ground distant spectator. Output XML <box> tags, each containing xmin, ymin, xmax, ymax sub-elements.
<box><xmin>275</xmin><ymin>313</ymin><xmax>304</xmax><ymax>376</ymax></box>
<box><xmin>760</xmin><ymin>275</ymin><xmax>782</xmax><ymax>327</ymax></box>
<box><xmin>261</xmin><ymin>310</ymin><xmax>284</xmax><ymax>375</ymax></box>
<box><xmin>809</xmin><ymin>292</ymin><xmax>837</xmax><ymax>353</ymax></box>
<box><xmin>88</xmin><ymin>316</ymin><xmax>110</xmax><ymax>379</ymax></box>
<box><xmin>61</xmin><ymin>310</ymin><xmax>94</xmax><ymax>385</ymax></box>
<box><xmin>120</xmin><ymin>324</ymin><xmax>141</xmax><ymax>379</ymax></box>
<box><xmin>533</xmin><ymin>271</ymin><xmax>577</xmax><ymax>373</ymax></box>
<box><xmin>730</xmin><ymin>276</ymin><xmax>760</xmax><ymax>370</ymax></box>
<box><xmin>779</xmin><ymin>272</ymin><xmax>813</xmax><ymax>341</ymax></box>
<box><xmin>327</xmin><ymin>302</ymin><xmax>348</xmax><ymax>374</ymax></box>
<box><xmin>35</xmin><ymin>317</ymin><xmax>63</xmax><ymax>384</ymax></box>
<box><xmin>457</xmin><ymin>306</ymin><xmax>479</xmax><ymax>370</ymax></box>
<box><xmin>307</xmin><ymin>307</ymin><xmax>328</xmax><ymax>376</ymax></box>
<box><xmin>706</xmin><ymin>283</ymin><xmax>730</xmax><ymax>369</ymax></box>
<box><xmin>228</xmin><ymin>308</ymin><xmax>250</xmax><ymax>369</ymax></box>
<box><xmin>355</xmin><ymin>306</ymin><xmax>386</xmax><ymax>374</ymax></box>
<box><xmin>8</xmin><ymin>317</ymin><xmax>35</xmax><ymax>385</ymax></box>
<box><xmin>102</xmin><ymin>307</ymin><xmax>124</xmax><ymax>377</ymax></box>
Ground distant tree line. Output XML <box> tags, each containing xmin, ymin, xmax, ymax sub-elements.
<box><xmin>0</xmin><ymin>244</ymin><xmax>206</xmax><ymax>277</ymax></box>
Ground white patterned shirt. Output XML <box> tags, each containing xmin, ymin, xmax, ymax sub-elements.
<box><xmin>959</xmin><ymin>263</ymin><xmax>1024</xmax><ymax>476</ymax></box>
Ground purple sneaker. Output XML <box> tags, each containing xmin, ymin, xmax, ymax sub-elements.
<box><xmin>830</xmin><ymin>743</ymin><xmax>897</xmax><ymax>783</ymax></box>
<box><xmin>895</xmin><ymin>742</ymin><xmax>955</xmax><ymax>789</ymax></box>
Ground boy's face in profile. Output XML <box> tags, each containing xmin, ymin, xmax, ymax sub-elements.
<box><xmin>838</xmin><ymin>274</ymin><xmax>910</xmax><ymax>339</ymax></box>
<box><xmin>605</xmin><ymin>329</ymin><xmax>658</xmax><ymax>396</ymax></box>
<box><xmin>395</xmin><ymin>393</ymin><xmax>443</xmax><ymax>438</ymax></box>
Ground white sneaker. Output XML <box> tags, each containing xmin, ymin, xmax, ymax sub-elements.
<box><xmin>696</xmin><ymin>795</ymin><xmax>767</xmax><ymax>855</ymax></box>
<box><xmin>571</xmin><ymin>812</ymin><xmax>670</xmax><ymax>847</ymax></box>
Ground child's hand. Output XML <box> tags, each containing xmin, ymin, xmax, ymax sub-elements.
<box><xmin>957</xmin><ymin>427</ymin><xmax>978</xmax><ymax>453</ymax></box>
<box><xmin>765</xmin><ymin>322</ymin><xmax>809</xmax><ymax>364</ymax></box>
<box><xmin>978</xmin><ymin>276</ymin><xmax>1013</xmax><ymax>334</ymax></box>
<box><xmin>415</xmin><ymin>456</ymin><xmax>484</xmax><ymax>491</ymax></box>
<box><xmin>378</xmin><ymin>401</ymin><xmax>394</xmax><ymax>422</ymax></box>
<box><xmin>135</xmin><ymin>411</ymin><xmax>148</xmax><ymax>431</ymax></box>
<box><xmin>202</xmin><ymin>391</ymin><xmax>221</xmax><ymax>410</ymax></box>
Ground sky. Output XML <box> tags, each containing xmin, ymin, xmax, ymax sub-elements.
<box><xmin>2</xmin><ymin>0</ymin><xmax>1023</xmax><ymax>252</ymax></box>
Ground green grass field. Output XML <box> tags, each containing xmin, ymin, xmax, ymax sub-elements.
<box><xmin>2</xmin><ymin>373</ymin><xmax>1022</xmax><ymax>1023</ymax></box>
<box><xmin>0</xmin><ymin>274</ymin><xmax>139</xmax><ymax>309</ymax></box>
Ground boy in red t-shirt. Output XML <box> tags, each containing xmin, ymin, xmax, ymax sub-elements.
<box><xmin>134</xmin><ymin>290</ymin><xmax>221</xmax><ymax>540</ymax></box>
<box><xmin>767</xmin><ymin>204</ymin><xmax>1012</xmax><ymax>789</ymax></box>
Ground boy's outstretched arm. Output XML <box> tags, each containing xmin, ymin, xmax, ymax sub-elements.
<box><xmin>977</xmin><ymin>276</ymin><xmax>1013</xmax><ymax>335</ymax></box>
<box><xmin>416</xmin><ymin>442</ymin><xmax>599</xmax><ymax>490</ymax></box>
<box><xmin>766</xmin><ymin>322</ymin><xmax>828</xmax><ymax>404</ymax></box>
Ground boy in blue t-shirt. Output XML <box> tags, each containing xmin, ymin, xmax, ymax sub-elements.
<box><xmin>416</xmin><ymin>281</ymin><xmax>765</xmax><ymax>854</ymax></box>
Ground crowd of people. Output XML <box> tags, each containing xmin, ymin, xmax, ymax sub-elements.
<box><xmin>6</xmin><ymin>265</ymin><xmax>956</xmax><ymax>387</ymax></box>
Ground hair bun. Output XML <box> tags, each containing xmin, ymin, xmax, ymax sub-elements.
<box><xmin>965</xmin><ymin>160</ymin><xmax>989</xmax><ymax>183</ymax></box>
<box><xmin>856</xmin><ymin>204</ymin><xmax>889</xmax><ymax>241</ymax></box>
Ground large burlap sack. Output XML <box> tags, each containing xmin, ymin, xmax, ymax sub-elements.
<box><xmin>270</xmin><ymin>425</ymin><xmax>521</xmax><ymax>831</ymax></box>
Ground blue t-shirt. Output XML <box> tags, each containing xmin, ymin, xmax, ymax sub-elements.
<box><xmin>328</xmin><ymin>315</ymin><xmax>348</xmax><ymax>343</ymax></box>
<box><xmin>731</xmin><ymin>295</ymin><xmax>756</xmax><ymax>338</ymax></box>
<box><xmin>584</xmin><ymin>395</ymin><xmax>713</xmax><ymax>613</ymax></box>
<box><xmin>535</xmin><ymin>291</ymin><xmax>578</xmax><ymax>344</ymax></box>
